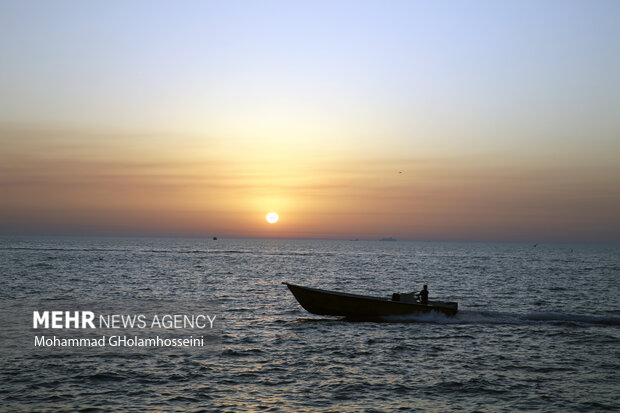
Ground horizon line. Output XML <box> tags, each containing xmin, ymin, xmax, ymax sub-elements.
<box><xmin>1</xmin><ymin>232</ymin><xmax>617</xmax><ymax>245</ymax></box>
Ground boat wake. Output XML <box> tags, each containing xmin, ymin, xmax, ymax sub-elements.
<box><xmin>380</xmin><ymin>310</ymin><xmax>620</xmax><ymax>327</ymax></box>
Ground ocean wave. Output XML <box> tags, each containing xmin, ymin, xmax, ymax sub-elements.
<box><xmin>380</xmin><ymin>310</ymin><xmax>620</xmax><ymax>326</ymax></box>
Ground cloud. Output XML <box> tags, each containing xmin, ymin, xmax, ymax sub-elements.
<box><xmin>1</xmin><ymin>124</ymin><xmax>619</xmax><ymax>241</ymax></box>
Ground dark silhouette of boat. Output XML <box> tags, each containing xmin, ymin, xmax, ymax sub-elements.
<box><xmin>283</xmin><ymin>282</ymin><xmax>458</xmax><ymax>318</ymax></box>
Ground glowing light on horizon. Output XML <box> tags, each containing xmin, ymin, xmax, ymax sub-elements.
<box><xmin>266</xmin><ymin>212</ymin><xmax>279</xmax><ymax>224</ymax></box>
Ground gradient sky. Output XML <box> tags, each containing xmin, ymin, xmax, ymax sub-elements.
<box><xmin>1</xmin><ymin>0</ymin><xmax>619</xmax><ymax>241</ymax></box>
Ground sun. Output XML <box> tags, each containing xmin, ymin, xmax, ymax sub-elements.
<box><xmin>266</xmin><ymin>212</ymin><xmax>279</xmax><ymax>224</ymax></box>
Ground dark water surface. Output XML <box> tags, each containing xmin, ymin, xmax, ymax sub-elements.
<box><xmin>1</xmin><ymin>237</ymin><xmax>619</xmax><ymax>412</ymax></box>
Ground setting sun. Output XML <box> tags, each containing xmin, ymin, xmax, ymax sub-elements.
<box><xmin>266</xmin><ymin>212</ymin><xmax>279</xmax><ymax>224</ymax></box>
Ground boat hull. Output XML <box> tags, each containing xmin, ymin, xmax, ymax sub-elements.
<box><xmin>283</xmin><ymin>282</ymin><xmax>457</xmax><ymax>318</ymax></box>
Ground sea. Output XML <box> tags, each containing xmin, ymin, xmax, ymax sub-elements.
<box><xmin>1</xmin><ymin>236</ymin><xmax>619</xmax><ymax>412</ymax></box>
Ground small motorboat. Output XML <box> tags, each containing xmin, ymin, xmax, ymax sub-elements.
<box><xmin>283</xmin><ymin>282</ymin><xmax>458</xmax><ymax>318</ymax></box>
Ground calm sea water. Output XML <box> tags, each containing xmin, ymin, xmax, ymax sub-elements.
<box><xmin>1</xmin><ymin>237</ymin><xmax>619</xmax><ymax>412</ymax></box>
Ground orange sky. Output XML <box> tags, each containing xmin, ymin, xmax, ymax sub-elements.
<box><xmin>1</xmin><ymin>2</ymin><xmax>619</xmax><ymax>241</ymax></box>
<box><xmin>1</xmin><ymin>124</ymin><xmax>618</xmax><ymax>241</ymax></box>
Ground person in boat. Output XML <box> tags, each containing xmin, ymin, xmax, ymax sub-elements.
<box><xmin>418</xmin><ymin>285</ymin><xmax>429</xmax><ymax>304</ymax></box>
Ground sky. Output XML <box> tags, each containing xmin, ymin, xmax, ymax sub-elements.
<box><xmin>1</xmin><ymin>0</ymin><xmax>619</xmax><ymax>241</ymax></box>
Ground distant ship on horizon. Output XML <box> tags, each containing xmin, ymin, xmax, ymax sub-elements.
<box><xmin>379</xmin><ymin>237</ymin><xmax>397</xmax><ymax>242</ymax></box>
